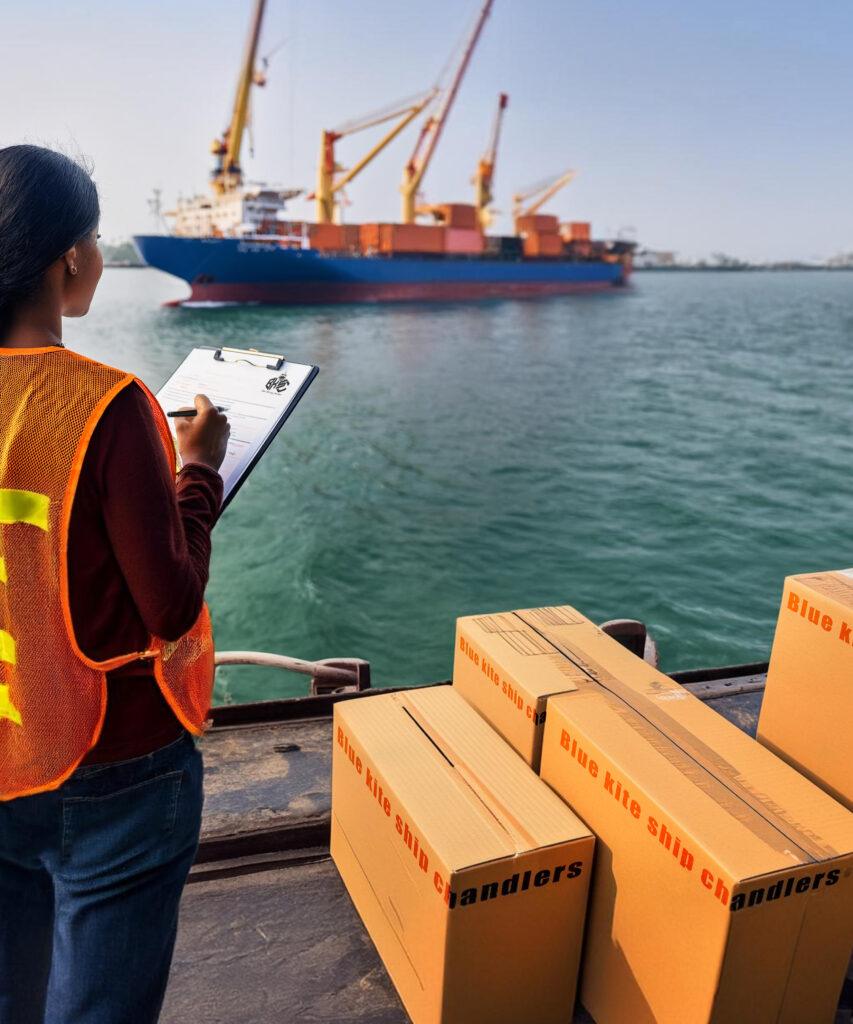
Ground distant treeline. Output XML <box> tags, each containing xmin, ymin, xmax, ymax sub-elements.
<box><xmin>101</xmin><ymin>241</ymin><xmax>144</xmax><ymax>266</ymax></box>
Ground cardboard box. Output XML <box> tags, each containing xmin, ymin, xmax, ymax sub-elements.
<box><xmin>758</xmin><ymin>570</ymin><xmax>853</xmax><ymax>809</ymax></box>
<box><xmin>453</xmin><ymin>610</ymin><xmax>592</xmax><ymax>770</ymax></box>
<box><xmin>331</xmin><ymin>686</ymin><xmax>594</xmax><ymax>1024</ymax></box>
<box><xmin>525</xmin><ymin>604</ymin><xmax>853</xmax><ymax>1024</ymax></box>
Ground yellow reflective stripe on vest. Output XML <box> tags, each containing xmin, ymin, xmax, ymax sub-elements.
<box><xmin>0</xmin><ymin>685</ymin><xmax>21</xmax><ymax>726</ymax></box>
<box><xmin>0</xmin><ymin>630</ymin><xmax>15</xmax><ymax>665</ymax></box>
<box><xmin>0</xmin><ymin>489</ymin><xmax>50</xmax><ymax>530</ymax></box>
<box><xmin>0</xmin><ymin>491</ymin><xmax>39</xmax><ymax>729</ymax></box>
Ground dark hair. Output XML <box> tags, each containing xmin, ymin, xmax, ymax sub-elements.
<box><xmin>0</xmin><ymin>145</ymin><xmax>99</xmax><ymax>337</ymax></box>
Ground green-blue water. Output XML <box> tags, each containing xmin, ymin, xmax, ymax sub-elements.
<box><xmin>65</xmin><ymin>268</ymin><xmax>853</xmax><ymax>703</ymax></box>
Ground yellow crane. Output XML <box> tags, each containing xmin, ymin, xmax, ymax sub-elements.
<box><xmin>400</xmin><ymin>0</ymin><xmax>495</xmax><ymax>224</ymax></box>
<box><xmin>473</xmin><ymin>92</ymin><xmax>508</xmax><ymax>230</ymax></box>
<box><xmin>311</xmin><ymin>90</ymin><xmax>438</xmax><ymax>224</ymax></box>
<box><xmin>512</xmin><ymin>168</ymin><xmax>576</xmax><ymax>232</ymax></box>
<box><xmin>209</xmin><ymin>0</ymin><xmax>268</xmax><ymax>195</ymax></box>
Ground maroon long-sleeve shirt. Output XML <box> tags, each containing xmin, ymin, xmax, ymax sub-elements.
<box><xmin>67</xmin><ymin>380</ymin><xmax>223</xmax><ymax>765</ymax></box>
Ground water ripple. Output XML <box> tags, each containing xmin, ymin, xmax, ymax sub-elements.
<box><xmin>64</xmin><ymin>269</ymin><xmax>853</xmax><ymax>697</ymax></box>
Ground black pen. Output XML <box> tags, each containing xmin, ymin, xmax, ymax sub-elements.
<box><xmin>167</xmin><ymin>406</ymin><xmax>229</xmax><ymax>418</ymax></box>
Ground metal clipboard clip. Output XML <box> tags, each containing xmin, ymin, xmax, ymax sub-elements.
<box><xmin>213</xmin><ymin>346</ymin><xmax>285</xmax><ymax>371</ymax></box>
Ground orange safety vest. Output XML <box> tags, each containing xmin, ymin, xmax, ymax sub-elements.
<box><xmin>0</xmin><ymin>346</ymin><xmax>215</xmax><ymax>800</ymax></box>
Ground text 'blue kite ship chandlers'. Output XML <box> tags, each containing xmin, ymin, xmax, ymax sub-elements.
<box><xmin>134</xmin><ymin>0</ymin><xmax>636</xmax><ymax>306</ymax></box>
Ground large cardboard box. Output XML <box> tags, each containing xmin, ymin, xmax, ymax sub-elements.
<box><xmin>525</xmin><ymin>604</ymin><xmax>853</xmax><ymax>1024</ymax></box>
<box><xmin>453</xmin><ymin>611</ymin><xmax>591</xmax><ymax>770</ymax></box>
<box><xmin>758</xmin><ymin>570</ymin><xmax>853</xmax><ymax>809</ymax></box>
<box><xmin>331</xmin><ymin>686</ymin><xmax>594</xmax><ymax>1024</ymax></box>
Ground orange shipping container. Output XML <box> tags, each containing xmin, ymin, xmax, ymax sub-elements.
<box><xmin>359</xmin><ymin>223</ymin><xmax>381</xmax><ymax>252</ymax></box>
<box><xmin>562</xmin><ymin>221</ymin><xmax>591</xmax><ymax>241</ymax></box>
<box><xmin>341</xmin><ymin>224</ymin><xmax>360</xmax><ymax>250</ymax></box>
<box><xmin>516</xmin><ymin>214</ymin><xmax>560</xmax><ymax>234</ymax></box>
<box><xmin>308</xmin><ymin>223</ymin><xmax>345</xmax><ymax>250</ymax></box>
<box><xmin>436</xmin><ymin>203</ymin><xmax>478</xmax><ymax>229</ymax></box>
<box><xmin>379</xmin><ymin>224</ymin><xmax>446</xmax><ymax>254</ymax></box>
<box><xmin>523</xmin><ymin>231</ymin><xmax>563</xmax><ymax>257</ymax></box>
<box><xmin>444</xmin><ymin>228</ymin><xmax>484</xmax><ymax>255</ymax></box>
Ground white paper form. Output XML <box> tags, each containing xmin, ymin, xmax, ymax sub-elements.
<box><xmin>155</xmin><ymin>347</ymin><xmax>318</xmax><ymax>509</ymax></box>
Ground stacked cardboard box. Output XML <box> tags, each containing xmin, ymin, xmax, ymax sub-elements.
<box><xmin>331</xmin><ymin>686</ymin><xmax>594</xmax><ymax>1024</ymax></box>
<box><xmin>758</xmin><ymin>569</ymin><xmax>853</xmax><ymax>809</ymax></box>
<box><xmin>454</xmin><ymin>605</ymin><xmax>853</xmax><ymax>1024</ymax></box>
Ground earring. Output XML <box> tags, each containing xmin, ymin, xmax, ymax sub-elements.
<box><xmin>70</xmin><ymin>266</ymin><xmax>78</xmax><ymax>275</ymax></box>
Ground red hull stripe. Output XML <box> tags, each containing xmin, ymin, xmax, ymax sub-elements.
<box><xmin>184</xmin><ymin>278</ymin><xmax>623</xmax><ymax>305</ymax></box>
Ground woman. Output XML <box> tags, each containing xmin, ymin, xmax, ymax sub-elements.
<box><xmin>0</xmin><ymin>145</ymin><xmax>230</xmax><ymax>1024</ymax></box>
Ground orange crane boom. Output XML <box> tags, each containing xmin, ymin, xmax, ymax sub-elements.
<box><xmin>400</xmin><ymin>0</ymin><xmax>495</xmax><ymax>224</ymax></box>
<box><xmin>210</xmin><ymin>0</ymin><xmax>267</xmax><ymax>195</ymax></box>
<box><xmin>474</xmin><ymin>91</ymin><xmax>508</xmax><ymax>230</ymax></box>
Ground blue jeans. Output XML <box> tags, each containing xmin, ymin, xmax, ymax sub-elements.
<box><xmin>0</xmin><ymin>731</ymin><xmax>203</xmax><ymax>1024</ymax></box>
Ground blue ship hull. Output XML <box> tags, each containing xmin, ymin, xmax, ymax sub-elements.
<box><xmin>132</xmin><ymin>236</ymin><xmax>629</xmax><ymax>305</ymax></box>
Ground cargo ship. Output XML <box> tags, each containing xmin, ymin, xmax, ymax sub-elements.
<box><xmin>134</xmin><ymin>0</ymin><xmax>635</xmax><ymax>306</ymax></box>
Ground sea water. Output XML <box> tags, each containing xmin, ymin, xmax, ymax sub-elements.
<box><xmin>64</xmin><ymin>268</ymin><xmax>853</xmax><ymax>702</ymax></box>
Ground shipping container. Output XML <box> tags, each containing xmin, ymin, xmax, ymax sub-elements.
<box><xmin>524</xmin><ymin>231</ymin><xmax>563</xmax><ymax>257</ymax></box>
<box><xmin>444</xmin><ymin>228</ymin><xmax>485</xmax><ymax>255</ymax></box>
<box><xmin>273</xmin><ymin>221</ymin><xmax>306</xmax><ymax>238</ymax></box>
<box><xmin>561</xmin><ymin>221</ymin><xmax>591</xmax><ymax>242</ymax></box>
<box><xmin>484</xmin><ymin>235</ymin><xmax>518</xmax><ymax>257</ymax></box>
<box><xmin>359</xmin><ymin>223</ymin><xmax>381</xmax><ymax>252</ymax></box>
<box><xmin>435</xmin><ymin>203</ymin><xmax>479</xmax><ymax>230</ymax></box>
<box><xmin>340</xmin><ymin>225</ymin><xmax>361</xmax><ymax>250</ymax></box>
<box><xmin>308</xmin><ymin>223</ymin><xmax>346</xmax><ymax>251</ymax></box>
<box><xmin>379</xmin><ymin>224</ymin><xmax>446</xmax><ymax>255</ymax></box>
<box><xmin>516</xmin><ymin>214</ymin><xmax>560</xmax><ymax>234</ymax></box>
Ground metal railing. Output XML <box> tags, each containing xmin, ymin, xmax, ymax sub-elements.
<box><xmin>214</xmin><ymin>651</ymin><xmax>371</xmax><ymax>696</ymax></box>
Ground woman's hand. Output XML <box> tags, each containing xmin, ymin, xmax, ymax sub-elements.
<box><xmin>174</xmin><ymin>394</ymin><xmax>230</xmax><ymax>473</ymax></box>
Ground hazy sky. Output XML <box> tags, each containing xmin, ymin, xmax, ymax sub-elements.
<box><xmin>2</xmin><ymin>0</ymin><xmax>850</xmax><ymax>261</ymax></box>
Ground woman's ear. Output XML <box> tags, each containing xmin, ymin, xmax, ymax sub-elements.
<box><xmin>62</xmin><ymin>247</ymin><xmax>78</xmax><ymax>276</ymax></box>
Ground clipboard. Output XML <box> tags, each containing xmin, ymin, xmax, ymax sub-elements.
<box><xmin>155</xmin><ymin>345</ymin><xmax>319</xmax><ymax>514</ymax></box>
